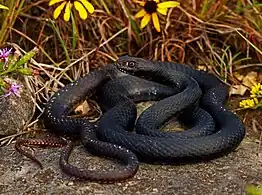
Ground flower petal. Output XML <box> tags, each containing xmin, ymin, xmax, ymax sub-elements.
<box><xmin>0</xmin><ymin>4</ymin><xmax>9</xmax><ymax>10</ymax></box>
<box><xmin>152</xmin><ymin>13</ymin><xmax>160</xmax><ymax>32</ymax></box>
<box><xmin>156</xmin><ymin>7</ymin><xmax>168</xmax><ymax>15</ymax></box>
<box><xmin>133</xmin><ymin>0</ymin><xmax>145</xmax><ymax>6</ymax></box>
<box><xmin>53</xmin><ymin>1</ymin><xmax>66</xmax><ymax>19</ymax></box>
<box><xmin>154</xmin><ymin>0</ymin><xmax>160</xmax><ymax>3</ymax></box>
<box><xmin>135</xmin><ymin>9</ymin><xmax>146</xmax><ymax>18</ymax></box>
<box><xmin>157</xmin><ymin>1</ymin><xmax>180</xmax><ymax>8</ymax></box>
<box><xmin>49</xmin><ymin>0</ymin><xmax>65</xmax><ymax>6</ymax></box>
<box><xmin>79</xmin><ymin>0</ymin><xmax>94</xmax><ymax>14</ymax></box>
<box><xmin>140</xmin><ymin>14</ymin><xmax>151</xmax><ymax>29</ymax></box>
<box><xmin>63</xmin><ymin>2</ymin><xmax>71</xmax><ymax>21</ymax></box>
<box><xmin>74</xmin><ymin>1</ymin><xmax>88</xmax><ymax>20</ymax></box>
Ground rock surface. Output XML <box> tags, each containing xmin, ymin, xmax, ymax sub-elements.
<box><xmin>0</xmin><ymin>77</ymin><xmax>34</xmax><ymax>136</ymax></box>
<box><xmin>0</xmin><ymin>137</ymin><xmax>261</xmax><ymax>195</ymax></box>
<box><xmin>0</xmin><ymin>98</ymin><xmax>261</xmax><ymax>194</ymax></box>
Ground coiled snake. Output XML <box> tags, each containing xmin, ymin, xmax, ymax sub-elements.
<box><xmin>15</xmin><ymin>56</ymin><xmax>246</xmax><ymax>183</ymax></box>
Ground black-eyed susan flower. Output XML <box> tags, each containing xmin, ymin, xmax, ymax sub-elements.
<box><xmin>49</xmin><ymin>0</ymin><xmax>94</xmax><ymax>22</ymax></box>
<box><xmin>239</xmin><ymin>98</ymin><xmax>259</xmax><ymax>109</ymax></box>
<box><xmin>250</xmin><ymin>83</ymin><xmax>262</xmax><ymax>98</ymax></box>
<box><xmin>0</xmin><ymin>4</ymin><xmax>8</xmax><ymax>10</ymax></box>
<box><xmin>239</xmin><ymin>83</ymin><xmax>262</xmax><ymax>109</ymax></box>
<box><xmin>134</xmin><ymin>0</ymin><xmax>180</xmax><ymax>32</ymax></box>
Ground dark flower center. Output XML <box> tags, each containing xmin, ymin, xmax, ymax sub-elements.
<box><xmin>144</xmin><ymin>1</ymin><xmax>157</xmax><ymax>14</ymax></box>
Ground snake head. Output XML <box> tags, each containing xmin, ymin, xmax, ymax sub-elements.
<box><xmin>115</xmin><ymin>55</ymin><xmax>157</xmax><ymax>76</ymax></box>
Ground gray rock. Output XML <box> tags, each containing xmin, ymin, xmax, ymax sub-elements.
<box><xmin>0</xmin><ymin>77</ymin><xmax>34</xmax><ymax>136</ymax></box>
<box><xmin>0</xmin><ymin>137</ymin><xmax>261</xmax><ymax>195</ymax></box>
<box><xmin>1</xmin><ymin>91</ymin><xmax>261</xmax><ymax>194</ymax></box>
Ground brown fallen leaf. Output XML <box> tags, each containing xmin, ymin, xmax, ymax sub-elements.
<box><xmin>230</xmin><ymin>71</ymin><xmax>258</xmax><ymax>96</ymax></box>
<box><xmin>230</xmin><ymin>85</ymin><xmax>248</xmax><ymax>96</ymax></box>
<box><xmin>242</xmin><ymin>71</ymin><xmax>258</xmax><ymax>88</ymax></box>
<box><xmin>74</xmin><ymin>101</ymin><xmax>90</xmax><ymax>116</ymax></box>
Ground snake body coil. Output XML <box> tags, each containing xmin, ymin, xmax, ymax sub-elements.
<box><xmin>43</xmin><ymin>69</ymin><xmax>139</xmax><ymax>183</ymax></box>
<box><xmin>36</xmin><ymin>56</ymin><xmax>245</xmax><ymax>182</ymax></box>
<box><xmin>97</xmin><ymin>56</ymin><xmax>246</xmax><ymax>162</ymax></box>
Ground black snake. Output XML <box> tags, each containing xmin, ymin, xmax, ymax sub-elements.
<box><xmin>15</xmin><ymin>55</ymin><xmax>246</xmax><ymax>182</ymax></box>
<box><xmin>98</xmin><ymin>56</ymin><xmax>245</xmax><ymax>162</ymax></box>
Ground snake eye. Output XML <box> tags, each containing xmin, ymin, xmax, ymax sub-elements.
<box><xmin>127</xmin><ymin>61</ymin><xmax>135</xmax><ymax>68</ymax></box>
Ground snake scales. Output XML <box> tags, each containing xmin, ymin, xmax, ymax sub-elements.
<box><xmin>15</xmin><ymin>55</ymin><xmax>246</xmax><ymax>183</ymax></box>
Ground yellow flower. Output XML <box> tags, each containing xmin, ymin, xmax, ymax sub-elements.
<box><xmin>134</xmin><ymin>0</ymin><xmax>180</xmax><ymax>32</ymax></box>
<box><xmin>0</xmin><ymin>4</ymin><xmax>9</xmax><ymax>10</ymax></box>
<box><xmin>49</xmin><ymin>0</ymin><xmax>94</xmax><ymax>22</ymax></box>
<box><xmin>250</xmin><ymin>83</ymin><xmax>262</xmax><ymax>98</ymax></box>
<box><xmin>239</xmin><ymin>98</ymin><xmax>259</xmax><ymax>109</ymax></box>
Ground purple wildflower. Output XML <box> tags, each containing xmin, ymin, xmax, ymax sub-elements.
<box><xmin>0</xmin><ymin>48</ymin><xmax>12</xmax><ymax>67</ymax></box>
<box><xmin>3</xmin><ymin>83</ymin><xmax>22</xmax><ymax>98</ymax></box>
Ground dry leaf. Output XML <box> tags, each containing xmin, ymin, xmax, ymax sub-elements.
<box><xmin>196</xmin><ymin>65</ymin><xmax>207</xmax><ymax>71</ymax></box>
<box><xmin>242</xmin><ymin>71</ymin><xmax>258</xmax><ymax>88</ymax></box>
<box><xmin>74</xmin><ymin>101</ymin><xmax>90</xmax><ymax>115</ymax></box>
<box><xmin>230</xmin><ymin>85</ymin><xmax>248</xmax><ymax>96</ymax></box>
<box><xmin>230</xmin><ymin>71</ymin><xmax>258</xmax><ymax>96</ymax></box>
<box><xmin>234</xmin><ymin>72</ymin><xmax>244</xmax><ymax>81</ymax></box>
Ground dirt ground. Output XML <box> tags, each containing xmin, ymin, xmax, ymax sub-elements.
<box><xmin>0</xmin><ymin>99</ymin><xmax>261</xmax><ymax>195</ymax></box>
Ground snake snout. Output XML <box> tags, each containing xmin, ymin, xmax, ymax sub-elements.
<box><xmin>115</xmin><ymin>61</ymin><xmax>135</xmax><ymax>75</ymax></box>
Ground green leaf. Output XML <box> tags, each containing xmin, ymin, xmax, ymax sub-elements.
<box><xmin>246</xmin><ymin>185</ymin><xmax>262</xmax><ymax>195</ymax></box>
<box><xmin>71</xmin><ymin>12</ymin><xmax>77</xmax><ymax>58</ymax></box>
<box><xmin>0</xmin><ymin>77</ymin><xmax>8</xmax><ymax>95</ymax></box>
<box><xmin>0</xmin><ymin>61</ymin><xmax>4</xmax><ymax>71</ymax></box>
<box><xmin>14</xmin><ymin>47</ymin><xmax>38</xmax><ymax>68</ymax></box>
<box><xmin>7</xmin><ymin>54</ymin><xmax>19</xmax><ymax>71</ymax></box>
<box><xmin>0</xmin><ymin>77</ymin><xmax>5</xmax><ymax>85</ymax></box>
<box><xmin>16</xmin><ymin>68</ymin><xmax>33</xmax><ymax>75</ymax></box>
